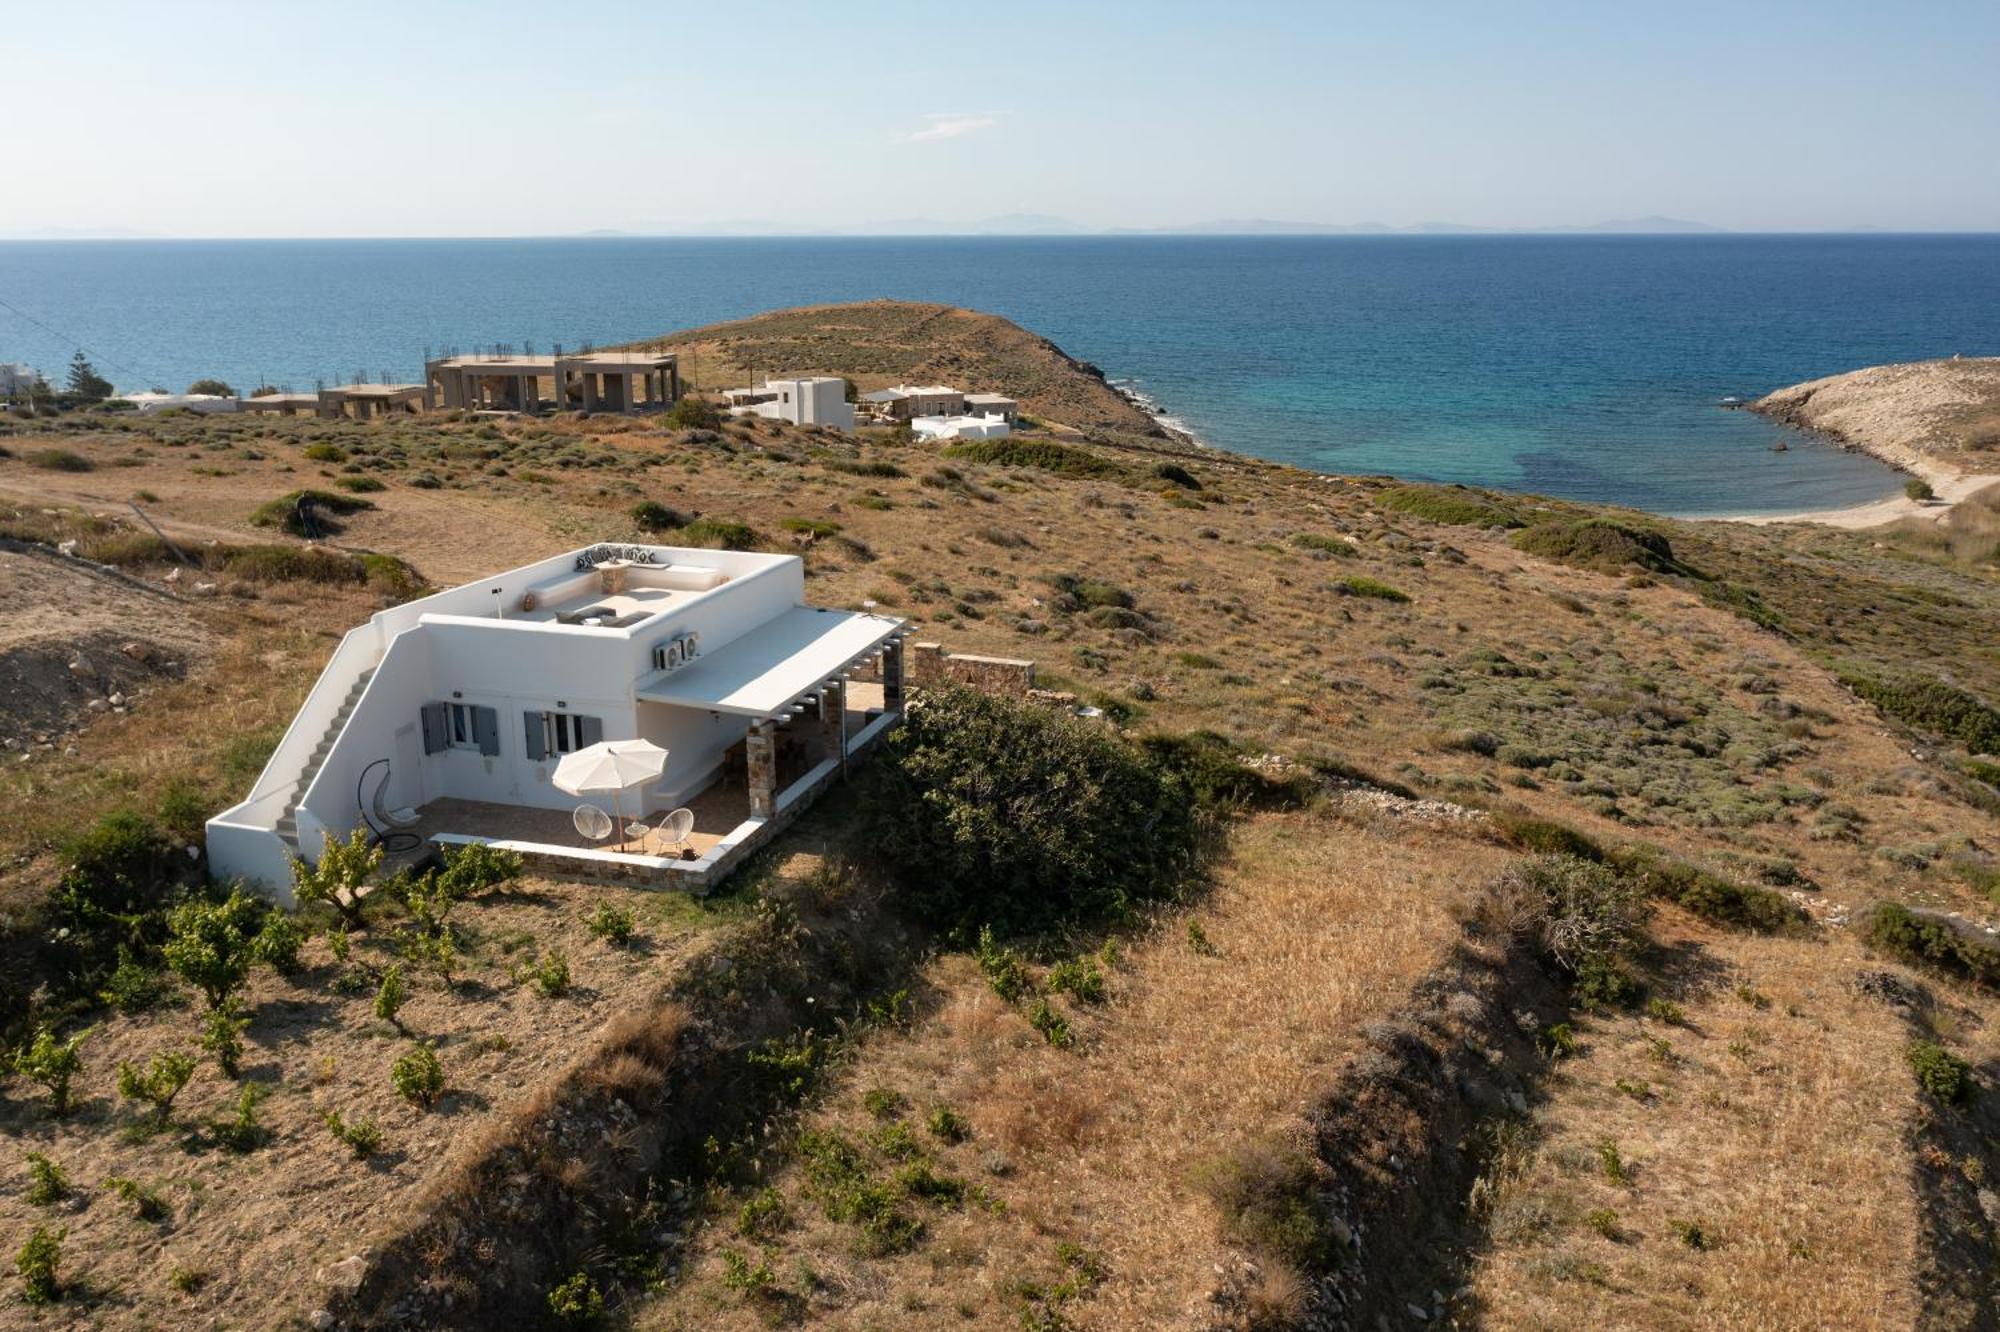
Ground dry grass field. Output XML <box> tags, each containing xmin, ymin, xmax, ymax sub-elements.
<box><xmin>2</xmin><ymin>302</ymin><xmax>1999</xmax><ymax>1328</ymax></box>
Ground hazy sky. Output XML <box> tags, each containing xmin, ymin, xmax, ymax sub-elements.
<box><xmin>4</xmin><ymin>0</ymin><xmax>1996</xmax><ymax>236</ymax></box>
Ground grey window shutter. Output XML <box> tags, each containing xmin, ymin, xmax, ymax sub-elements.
<box><xmin>473</xmin><ymin>706</ymin><xmax>500</xmax><ymax>756</ymax></box>
<box><xmin>523</xmin><ymin>711</ymin><xmax>546</xmax><ymax>761</ymax></box>
<box><xmin>420</xmin><ymin>702</ymin><xmax>447</xmax><ymax>754</ymax></box>
<box><xmin>576</xmin><ymin>715</ymin><xmax>603</xmax><ymax>747</ymax></box>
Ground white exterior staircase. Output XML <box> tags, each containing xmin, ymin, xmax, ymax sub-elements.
<box><xmin>274</xmin><ymin>666</ymin><xmax>374</xmax><ymax>852</ymax></box>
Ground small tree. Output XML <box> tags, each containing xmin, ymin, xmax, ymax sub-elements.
<box><xmin>117</xmin><ymin>1051</ymin><xmax>198</xmax><ymax>1131</ymax></box>
<box><xmin>65</xmin><ymin>352</ymin><xmax>111</xmax><ymax>401</ymax></box>
<box><xmin>163</xmin><ymin>890</ymin><xmax>262</xmax><ymax>1010</ymax></box>
<box><xmin>391</xmin><ymin>1043</ymin><xmax>445</xmax><ymax>1109</ymax></box>
<box><xmin>291</xmin><ymin>827</ymin><xmax>382</xmax><ymax>929</ymax></box>
<box><xmin>24</xmin><ymin>1154</ymin><xmax>68</xmax><ymax>1206</ymax></box>
<box><xmin>13</xmin><ymin>1027</ymin><xmax>88</xmax><ymax>1116</ymax></box>
<box><xmin>201</xmin><ymin>1000</ymin><xmax>248</xmax><ymax>1076</ymax></box>
<box><xmin>186</xmin><ymin>378</ymin><xmax>234</xmax><ymax>398</ymax></box>
<box><xmin>374</xmin><ymin>963</ymin><xmax>408</xmax><ymax>1031</ymax></box>
<box><xmin>1905</xmin><ymin>477</ymin><xmax>1937</xmax><ymax>502</ymax></box>
<box><xmin>253</xmin><ymin>911</ymin><xmax>306</xmax><ymax>975</ymax></box>
<box><xmin>16</xmin><ymin>1225</ymin><xmax>64</xmax><ymax>1305</ymax></box>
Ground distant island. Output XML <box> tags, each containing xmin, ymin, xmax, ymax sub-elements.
<box><xmin>572</xmin><ymin>214</ymin><xmax>1727</xmax><ymax>239</ymax></box>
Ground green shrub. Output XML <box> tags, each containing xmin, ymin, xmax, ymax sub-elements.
<box><xmin>1596</xmin><ymin>1139</ymin><xmax>1631</xmax><ymax>1186</ymax></box>
<box><xmin>1670</xmin><ymin>1217</ymin><xmax>1712</xmax><ymax>1250</ymax></box>
<box><xmin>201</xmin><ymin>1000</ymin><xmax>248</xmax><ymax>1076</ymax></box>
<box><xmin>1906</xmin><ymin>477</ymin><xmax>1937</xmax><ymax>502</ymax></box>
<box><xmin>252</xmin><ymin>911</ymin><xmax>306</xmax><ymax>975</ymax></box>
<box><xmin>302</xmin><ymin>443</ymin><xmax>346</xmax><ymax>462</ymax></box>
<box><xmin>391</xmin><ymin>1043</ymin><xmax>445</xmax><ymax>1109</ymax></box>
<box><xmin>1137</xmin><ymin>730</ymin><xmax>1315</xmax><ymax>810</ymax></box>
<box><xmin>164</xmin><ymin>889</ymin><xmax>262</xmax><ymax>1009</ymax></box>
<box><xmin>24</xmin><ymin>1153</ymin><xmax>68</xmax><ymax>1206</ymax></box>
<box><xmin>28</xmin><ymin>448</ymin><xmax>93</xmax><ymax>472</ymax></box>
<box><xmin>528</xmin><ymin>948</ymin><xmax>571</xmax><ymax>998</ymax></box>
<box><xmin>247</xmin><ymin>488</ymin><xmax>375</xmax><ymax>536</ymax></box>
<box><xmin>863</xmin><ymin>1086</ymin><xmax>906</xmax><ymax>1119</ymax></box>
<box><xmin>219</xmin><ymin>544</ymin><xmax>372</xmax><ymax>585</ymax></box>
<box><xmin>47</xmin><ymin>809</ymin><xmax>178</xmax><ymax>992</ymax></box>
<box><xmin>584</xmin><ymin>902</ymin><xmax>636</xmax><ymax>944</ymax></box>
<box><xmin>436</xmin><ymin>841</ymin><xmax>523</xmax><ymax>898</ymax></box>
<box><xmin>719</xmin><ymin>1248</ymin><xmax>775</xmax><ymax>1297</ymax></box>
<box><xmin>1908</xmin><ymin>1040</ymin><xmax>1975</xmax><ymax>1105</ymax></box>
<box><xmin>1490</xmin><ymin>814</ymin><xmax>1604</xmax><ymax>862</ymax></box>
<box><xmin>98</xmin><ymin>952</ymin><xmax>171</xmax><ymax>1014</ymax></box>
<box><xmin>1380</xmin><ymin>484</ymin><xmax>1524</xmax><ymax>528</ymax></box>
<box><xmin>1510</xmin><ymin>519</ymin><xmax>1679</xmax><ymax>574</ymax></box>
<box><xmin>1605</xmin><ymin>845</ymin><xmax>1804</xmax><ymax>931</ymax></box>
<box><xmin>925</xmin><ymin>1104</ymin><xmax>971</xmax><ymax>1143</ymax></box>
<box><xmin>1290</xmin><ymin>531</ymin><xmax>1357</xmax><ymax>556</ymax></box>
<box><xmin>1151</xmin><ymin>461</ymin><xmax>1201</xmax><ymax>489</ymax></box>
<box><xmin>1046</xmin><ymin>955</ymin><xmax>1107</xmax><ymax>1004</ymax></box>
<box><xmin>12</xmin><ymin>1027</ymin><xmax>89</xmax><ymax>1116</ymax></box>
<box><xmin>1843</xmin><ymin>674</ymin><xmax>2000</xmax><ymax>754</ymax></box>
<box><xmin>857</xmin><ymin>688</ymin><xmax>1205</xmax><ymax>935</ymax></box>
<box><xmin>1027</xmin><ymin>997</ymin><xmax>1075</xmax><ymax>1048</ymax></box>
<box><xmin>211</xmin><ymin>1084</ymin><xmax>268</xmax><ymax>1152</ymax></box>
<box><xmin>629</xmin><ymin>499</ymin><xmax>687</xmax><ymax>532</ymax></box>
<box><xmin>374</xmin><ymin>963</ymin><xmax>408</xmax><ymax>1028</ymax></box>
<box><xmin>974</xmin><ymin>926</ymin><xmax>1032</xmax><ymax>1000</ymax></box>
<box><xmin>1333</xmin><ymin>575</ymin><xmax>1409</xmax><ymax>602</ymax></box>
<box><xmin>780</xmin><ymin>515</ymin><xmax>842</xmax><ymax>536</ymax></box>
<box><xmin>678</xmin><ymin>516</ymin><xmax>758</xmax><ymax>550</ymax></box>
<box><xmin>15</xmin><ymin>1225</ymin><xmax>64</xmax><ymax>1305</ymax></box>
<box><xmin>117</xmin><ymin>1051</ymin><xmax>197</xmax><ymax>1131</ymax></box>
<box><xmin>334</xmin><ymin>474</ymin><xmax>385</xmax><ymax>493</ymax></box>
<box><xmin>103</xmin><ymin>1174</ymin><xmax>169</xmax><ymax>1222</ymax></box>
<box><xmin>291</xmin><ymin>827</ymin><xmax>382</xmax><ymax>928</ymax></box>
<box><xmin>664</xmin><ymin>395</ymin><xmax>722</xmax><ymax>430</ymax></box>
<box><xmin>1495</xmin><ymin>856</ymin><xmax>1649</xmax><ymax>982</ymax></box>
<box><xmin>1193</xmin><ymin>1140</ymin><xmax>1338</xmax><ymax>1269</ymax></box>
<box><xmin>323</xmin><ymin>1108</ymin><xmax>384</xmax><ymax>1158</ymax></box>
<box><xmin>943</xmin><ymin>439</ymin><xmax>1122</xmax><ymax>478</ymax></box>
<box><xmin>1863</xmin><ymin>902</ymin><xmax>2000</xmax><ymax>988</ymax></box>
<box><xmin>737</xmin><ymin>1187</ymin><xmax>790</xmax><ymax>1239</ymax></box>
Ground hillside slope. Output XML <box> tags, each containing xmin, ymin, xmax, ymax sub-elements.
<box><xmin>642</xmin><ymin>299</ymin><xmax>1167</xmax><ymax>440</ymax></box>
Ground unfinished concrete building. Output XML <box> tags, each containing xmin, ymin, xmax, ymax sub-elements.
<box><xmin>426</xmin><ymin>354</ymin><xmax>557</xmax><ymax>413</ymax></box>
<box><xmin>553</xmin><ymin>351</ymin><xmax>679</xmax><ymax>413</ymax></box>
<box><xmin>317</xmin><ymin>383</ymin><xmax>431</xmax><ymax>420</ymax></box>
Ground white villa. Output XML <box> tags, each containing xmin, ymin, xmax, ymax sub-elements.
<box><xmin>721</xmin><ymin>376</ymin><xmax>856</xmax><ymax>431</ymax></box>
<box><xmin>207</xmin><ymin>543</ymin><xmax>909</xmax><ymax>904</ymax></box>
<box><xmin>911</xmin><ymin>414</ymin><xmax>1012</xmax><ymax>442</ymax></box>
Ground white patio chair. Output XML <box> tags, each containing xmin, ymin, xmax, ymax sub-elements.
<box><xmin>657</xmin><ymin>807</ymin><xmax>695</xmax><ymax>851</ymax></box>
<box><xmin>572</xmin><ymin>803</ymin><xmax>614</xmax><ymax>841</ymax></box>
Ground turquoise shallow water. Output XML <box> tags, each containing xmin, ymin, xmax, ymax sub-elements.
<box><xmin>4</xmin><ymin>234</ymin><xmax>1998</xmax><ymax>514</ymax></box>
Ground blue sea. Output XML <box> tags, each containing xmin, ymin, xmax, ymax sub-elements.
<box><xmin>4</xmin><ymin>235</ymin><xmax>1998</xmax><ymax>515</ymax></box>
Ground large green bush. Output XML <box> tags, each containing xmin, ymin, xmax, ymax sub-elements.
<box><xmin>1843</xmin><ymin>674</ymin><xmax>2000</xmax><ymax>755</ymax></box>
<box><xmin>1510</xmin><ymin>519</ymin><xmax>1680</xmax><ymax>575</ymax></box>
<box><xmin>46</xmin><ymin>811</ymin><xmax>179</xmax><ymax>990</ymax></box>
<box><xmin>1863</xmin><ymin>902</ymin><xmax>2000</xmax><ymax>987</ymax></box>
<box><xmin>1605</xmin><ymin>845</ymin><xmax>1805</xmax><ymax>932</ymax></box>
<box><xmin>857</xmin><ymin>688</ymin><xmax>1205</xmax><ymax>934</ymax></box>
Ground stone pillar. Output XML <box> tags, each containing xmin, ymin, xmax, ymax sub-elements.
<box><xmin>582</xmin><ymin>374</ymin><xmax>598</xmax><ymax>413</ymax></box>
<box><xmin>747</xmin><ymin>719</ymin><xmax>777</xmax><ymax>818</ymax></box>
<box><xmin>882</xmin><ymin>640</ymin><xmax>904</xmax><ymax>711</ymax></box>
<box><xmin>814</xmin><ymin>683</ymin><xmax>845</xmax><ymax>765</ymax></box>
<box><xmin>907</xmin><ymin>641</ymin><xmax>944</xmax><ymax>688</ymax></box>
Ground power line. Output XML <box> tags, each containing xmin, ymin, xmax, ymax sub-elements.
<box><xmin>0</xmin><ymin>291</ymin><xmax>161</xmax><ymax>386</ymax></box>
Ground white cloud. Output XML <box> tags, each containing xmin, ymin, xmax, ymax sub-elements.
<box><xmin>901</xmin><ymin>113</ymin><xmax>999</xmax><ymax>144</ymax></box>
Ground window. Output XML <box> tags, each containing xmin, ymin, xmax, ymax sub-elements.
<box><xmin>523</xmin><ymin>709</ymin><xmax>602</xmax><ymax>761</ymax></box>
<box><xmin>421</xmin><ymin>701</ymin><xmax>498</xmax><ymax>757</ymax></box>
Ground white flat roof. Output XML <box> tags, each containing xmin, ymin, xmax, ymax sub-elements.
<box><xmin>636</xmin><ymin>606</ymin><xmax>904</xmax><ymax>717</ymax></box>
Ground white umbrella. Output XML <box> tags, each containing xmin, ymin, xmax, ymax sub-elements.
<box><xmin>552</xmin><ymin>739</ymin><xmax>668</xmax><ymax>846</ymax></box>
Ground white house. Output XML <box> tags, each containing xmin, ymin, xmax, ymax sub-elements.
<box><xmin>207</xmin><ymin>543</ymin><xmax>908</xmax><ymax>903</ymax></box>
<box><xmin>911</xmin><ymin>414</ymin><xmax>1012</xmax><ymax>442</ymax></box>
<box><xmin>858</xmin><ymin>384</ymin><xmax>966</xmax><ymax>421</ymax></box>
<box><xmin>722</xmin><ymin>376</ymin><xmax>855</xmax><ymax>431</ymax></box>
<box><xmin>0</xmin><ymin>363</ymin><xmax>44</xmax><ymax>396</ymax></box>
<box><xmin>122</xmin><ymin>391</ymin><xmax>240</xmax><ymax>415</ymax></box>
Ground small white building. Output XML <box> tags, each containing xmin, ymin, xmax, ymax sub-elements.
<box><xmin>911</xmin><ymin>414</ymin><xmax>1012</xmax><ymax>442</ymax></box>
<box><xmin>122</xmin><ymin>391</ymin><xmax>240</xmax><ymax>415</ymax></box>
<box><xmin>723</xmin><ymin>376</ymin><xmax>855</xmax><ymax>431</ymax></box>
<box><xmin>206</xmin><ymin>543</ymin><xmax>908</xmax><ymax>902</ymax></box>
<box><xmin>0</xmin><ymin>363</ymin><xmax>44</xmax><ymax>396</ymax></box>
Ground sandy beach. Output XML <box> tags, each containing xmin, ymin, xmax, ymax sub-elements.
<box><xmin>1712</xmin><ymin>356</ymin><xmax>2000</xmax><ymax>528</ymax></box>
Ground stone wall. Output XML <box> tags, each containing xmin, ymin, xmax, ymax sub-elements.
<box><xmin>906</xmin><ymin>642</ymin><xmax>1037</xmax><ymax>697</ymax></box>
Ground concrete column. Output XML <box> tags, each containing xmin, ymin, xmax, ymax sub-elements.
<box><xmin>883</xmin><ymin>640</ymin><xmax>904</xmax><ymax>711</ymax></box>
<box><xmin>582</xmin><ymin>374</ymin><xmax>598</xmax><ymax>413</ymax></box>
<box><xmin>747</xmin><ymin>719</ymin><xmax>777</xmax><ymax>818</ymax></box>
<box><xmin>518</xmin><ymin>374</ymin><xmax>532</xmax><ymax>413</ymax></box>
